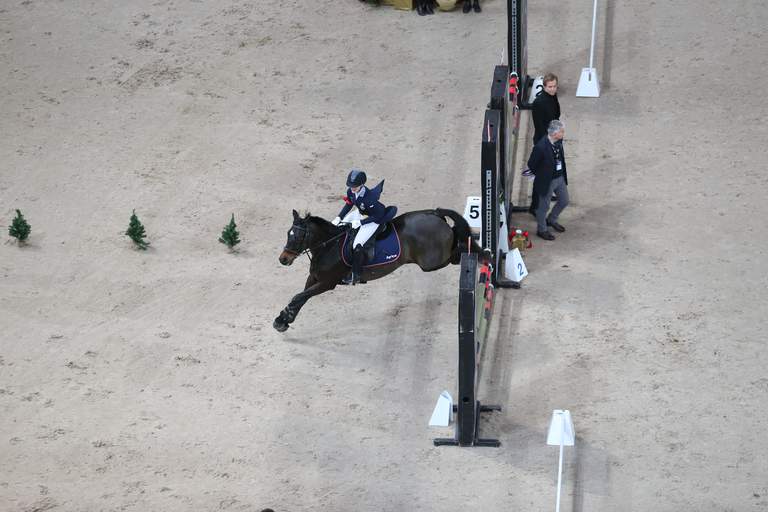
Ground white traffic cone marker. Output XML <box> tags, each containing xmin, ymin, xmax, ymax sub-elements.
<box><xmin>547</xmin><ymin>410</ymin><xmax>576</xmax><ymax>512</ymax></box>
<box><xmin>576</xmin><ymin>0</ymin><xmax>601</xmax><ymax>97</ymax></box>
<box><xmin>429</xmin><ymin>391</ymin><xmax>453</xmax><ymax>427</ymax></box>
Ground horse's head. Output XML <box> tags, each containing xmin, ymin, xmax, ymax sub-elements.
<box><xmin>279</xmin><ymin>210</ymin><xmax>311</xmax><ymax>266</ymax></box>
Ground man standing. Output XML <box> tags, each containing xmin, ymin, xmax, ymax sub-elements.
<box><xmin>531</xmin><ymin>73</ymin><xmax>561</xmax><ymax>144</ymax></box>
<box><xmin>462</xmin><ymin>0</ymin><xmax>481</xmax><ymax>12</ymax></box>
<box><xmin>527</xmin><ymin>120</ymin><xmax>569</xmax><ymax>241</ymax></box>
<box><xmin>528</xmin><ymin>73</ymin><xmax>561</xmax><ymax>216</ymax></box>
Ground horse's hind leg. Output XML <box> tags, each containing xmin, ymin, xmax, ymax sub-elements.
<box><xmin>414</xmin><ymin>243</ymin><xmax>454</xmax><ymax>272</ymax></box>
<box><xmin>273</xmin><ymin>276</ymin><xmax>336</xmax><ymax>332</ymax></box>
<box><xmin>402</xmin><ymin>221</ymin><xmax>455</xmax><ymax>272</ymax></box>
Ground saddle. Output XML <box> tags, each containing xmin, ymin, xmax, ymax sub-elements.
<box><xmin>341</xmin><ymin>222</ymin><xmax>401</xmax><ymax>268</ymax></box>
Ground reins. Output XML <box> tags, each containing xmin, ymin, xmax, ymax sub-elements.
<box><xmin>283</xmin><ymin>223</ymin><xmax>349</xmax><ymax>262</ymax></box>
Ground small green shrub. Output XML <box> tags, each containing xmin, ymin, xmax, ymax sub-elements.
<box><xmin>9</xmin><ymin>209</ymin><xmax>31</xmax><ymax>244</ymax></box>
<box><xmin>219</xmin><ymin>214</ymin><xmax>241</xmax><ymax>250</ymax></box>
<box><xmin>126</xmin><ymin>210</ymin><xmax>149</xmax><ymax>250</ymax></box>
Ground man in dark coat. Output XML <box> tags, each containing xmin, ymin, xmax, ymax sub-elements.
<box><xmin>529</xmin><ymin>73</ymin><xmax>561</xmax><ymax>216</ymax></box>
<box><xmin>531</xmin><ymin>73</ymin><xmax>561</xmax><ymax>144</ymax></box>
<box><xmin>527</xmin><ymin>120</ymin><xmax>569</xmax><ymax>240</ymax></box>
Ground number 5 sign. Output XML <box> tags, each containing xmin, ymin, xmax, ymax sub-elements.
<box><xmin>504</xmin><ymin>248</ymin><xmax>528</xmax><ymax>283</ymax></box>
<box><xmin>463</xmin><ymin>196</ymin><xmax>482</xmax><ymax>231</ymax></box>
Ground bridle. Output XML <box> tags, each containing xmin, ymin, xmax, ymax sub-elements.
<box><xmin>283</xmin><ymin>221</ymin><xmax>348</xmax><ymax>262</ymax></box>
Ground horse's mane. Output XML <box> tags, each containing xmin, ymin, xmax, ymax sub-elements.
<box><xmin>302</xmin><ymin>211</ymin><xmax>321</xmax><ymax>222</ymax></box>
<box><xmin>302</xmin><ymin>212</ymin><xmax>345</xmax><ymax>234</ymax></box>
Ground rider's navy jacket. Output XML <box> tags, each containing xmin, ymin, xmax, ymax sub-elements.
<box><xmin>337</xmin><ymin>180</ymin><xmax>397</xmax><ymax>225</ymax></box>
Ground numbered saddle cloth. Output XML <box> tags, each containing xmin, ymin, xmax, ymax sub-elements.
<box><xmin>340</xmin><ymin>225</ymin><xmax>401</xmax><ymax>268</ymax></box>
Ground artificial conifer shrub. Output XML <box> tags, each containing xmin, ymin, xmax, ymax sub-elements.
<box><xmin>9</xmin><ymin>209</ymin><xmax>31</xmax><ymax>244</ymax></box>
<box><xmin>219</xmin><ymin>214</ymin><xmax>241</xmax><ymax>250</ymax></box>
<box><xmin>126</xmin><ymin>210</ymin><xmax>149</xmax><ymax>250</ymax></box>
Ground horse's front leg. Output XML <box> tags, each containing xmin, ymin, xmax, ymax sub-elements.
<box><xmin>273</xmin><ymin>276</ymin><xmax>336</xmax><ymax>332</ymax></box>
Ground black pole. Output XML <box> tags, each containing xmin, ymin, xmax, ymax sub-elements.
<box><xmin>456</xmin><ymin>253</ymin><xmax>478</xmax><ymax>445</ymax></box>
<box><xmin>434</xmin><ymin>254</ymin><xmax>501</xmax><ymax>448</ymax></box>
<box><xmin>509</xmin><ymin>0</ymin><xmax>533</xmax><ymax>109</ymax></box>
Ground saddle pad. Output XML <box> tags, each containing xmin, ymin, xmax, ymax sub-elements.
<box><xmin>341</xmin><ymin>228</ymin><xmax>401</xmax><ymax>268</ymax></box>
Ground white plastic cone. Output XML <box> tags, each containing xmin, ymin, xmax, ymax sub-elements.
<box><xmin>576</xmin><ymin>68</ymin><xmax>600</xmax><ymax>97</ymax></box>
<box><xmin>577</xmin><ymin>0</ymin><xmax>601</xmax><ymax>98</ymax></box>
<box><xmin>504</xmin><ymin>248</ymin><xmax>528</xmax><ymax>283</ymax></box>
<box><xmin>429</xmin><ymin>391</ymin><xmax>453</xmax><ymax>427</ymax></box>
<box><xmin>547</xmin><ymin>410</ymin><xmax>575</xmax><ymax>446</ymax></box>
<box><xmin>547</xmin><ymin>410</ymin><xmax>576</xmax><ymax>512</ymax></box>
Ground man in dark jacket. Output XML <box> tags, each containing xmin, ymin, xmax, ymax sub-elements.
<box><xmin>332</xmin><ymin>169</ymin><xmax>397</xmax><ymax>284</ymax></box>
<box><xmin>529</xmin><ymin>73</ymin><xmax>561</xmax><ymax>216</ymax></box>
<box><xmin>531</xmin><ymin>73</ymin><xmax>561</xmax><ymax>144</ymax></box>
<box><xmin>527</xmin><ymin>120</ymin><xmax>569</xmax><ymax>241</ymax></box>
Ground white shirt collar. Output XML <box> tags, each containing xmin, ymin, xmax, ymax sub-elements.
<box><xmin>354</xmin><ymin>186</ymin><xmax>366</xmax><ymax>199</ymax></box>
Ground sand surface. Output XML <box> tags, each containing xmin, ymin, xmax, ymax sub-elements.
<box><xmin>2</xmin><ymin>0</ymin><xmax>767</xmax><ymax>510</ymax></box>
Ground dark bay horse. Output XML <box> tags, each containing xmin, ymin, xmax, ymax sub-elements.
<box><xmin>274</xmin><ymin>208</ymin><xmax>483</xmax><ymax>332</ymax></box>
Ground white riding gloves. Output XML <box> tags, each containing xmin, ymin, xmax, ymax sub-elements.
<box><xmin>331</xmin><ymin>217</ymin><xmax>341</xmax><ymax>226</ymax></box>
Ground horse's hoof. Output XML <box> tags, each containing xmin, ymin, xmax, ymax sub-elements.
<box><xmin>273</xmin><ymin>318</ymin><xmax>289</xmax><ymax>332</ymax></box>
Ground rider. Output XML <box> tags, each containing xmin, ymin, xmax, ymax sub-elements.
<box><xmin>331</xmin><ymin>169</ymin><xmax>397</xmax><ymax>285</ymax></box>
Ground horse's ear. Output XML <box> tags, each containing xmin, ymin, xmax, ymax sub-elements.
<box><xmin>292</xmin><ymin>209</ymin><xmax>300</xmax><ymax>221</ymax></box>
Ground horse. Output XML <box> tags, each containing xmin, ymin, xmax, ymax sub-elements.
<box><xmin>273</xmin><ymin>208</ymin><xmax>484</xmax><ymax>332</ymax></box>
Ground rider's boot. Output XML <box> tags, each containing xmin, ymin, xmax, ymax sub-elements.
<box><xmin>343</xmin><ymin>245</ymin><xmax>366</xmax><ymax>285</ymax></box>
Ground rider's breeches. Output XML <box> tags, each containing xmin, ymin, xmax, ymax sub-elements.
<box><xmin>353</xmin><ymin>222</ymin><xmax>379</xmax><ymax>248</ymax></box>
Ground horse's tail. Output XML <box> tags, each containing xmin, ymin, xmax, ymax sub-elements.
<box><xmin>434</xmin><ymin>208</ymin><xmax>484</xmax><ymax>263</ymax></box>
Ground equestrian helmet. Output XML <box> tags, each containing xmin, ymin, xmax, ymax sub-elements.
<box><xmin>346</xmin><ymin>169</ymin><xmax>367</xmax><ymax>188</ymax></box>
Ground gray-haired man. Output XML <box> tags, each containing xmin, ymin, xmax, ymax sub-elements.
<box><xmin>527</xmin><ymin>119</ymin><xmax>569</xmax><ymax>240</ymax></box>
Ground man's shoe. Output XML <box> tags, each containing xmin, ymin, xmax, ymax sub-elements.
<box><xmin>537</xmin><ymin>230</ymin><xmax>555</xmax><ymax>241</ymax></box>
<box><xmin>547</xmin><ymin>220</ymin><xmax>565</xmax><ymax>233</ymax></box>
<box><xmin>463</xmin><ymin>0</ymin><xmax>472</xmax><ymax>12</ymax></box>
<box><xmin>473</xmin><ymin>0</ymin><xmax>481</xmax><ymax>12</ymax></box>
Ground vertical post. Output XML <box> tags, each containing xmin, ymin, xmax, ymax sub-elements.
<box><xmin>433</xmin><ymin>253</ymin><xmax>501</xmax><ymax>448</ymax></box>
<box><xmin>555</xmin><ymin>414</ymin><xmax>565</xmax><ymax>512</ymax></box>
<box><xmin>588</xmin><ymin>0</ymin><xmax>598</xmax><ymax>74</ymax></box>
<box><xmin>480</xmin><ymin>109</ymin><xmax>500</xmax><ymax>260</ymax></box>
<box><xmin>456</xmin><ymin>253</ymin><xmax>478</xmax><ymax>446</ymax></box>
<box><xmin>548</xmin><ymin>410</ymin><xmax>576</xmax><ymax>504</ymax></box>
<box><xmin>576</xmin><ymin>0</ymin><xmax>601</xmax><ymax>96</ymax></box>
<box><xmin>507</xmin><ymin>0</ymin><xmax>528</xmax><ymax>89</ymax></box>
<box><xmin>490</xmin><ymin>65</ymin><xmax>510</xmax><ymax>207</ymax></box>
<box><xmin>507</xmin><ymin>0</ymin><xmax>516</xmax><ymax>81</ymax></box>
